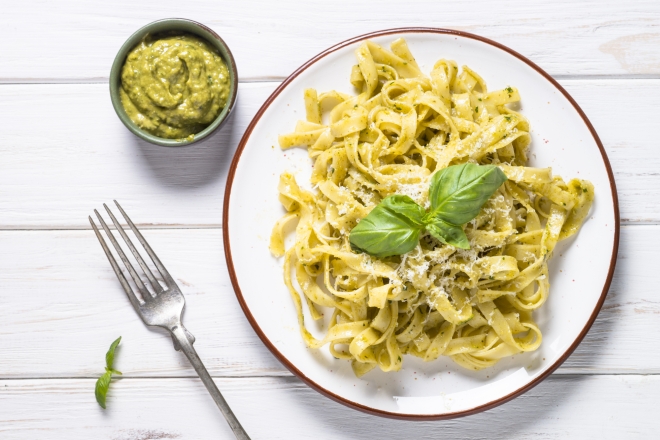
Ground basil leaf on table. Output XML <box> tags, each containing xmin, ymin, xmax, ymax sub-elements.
<box><xmin>349</xmin><ymin>195</ymin><xmax>424</xmax><ymax>258</ymax></box>
<box><xmin>95</xmin><ymin>336</ymin><xmax>122</xmax><ymax>409</ymax></box>
<box><xmin>429</xmin><ymin>163</ymin><xmax>507</xmax><ymax>225</ymax></box>
<box><xmin>105</xmin><ymin>336</ymin><xmax>122</xmax><ymax>371</ymax></box>
<box><xmin>95</xmin><ymin>370</ymin><xmax>112</xmax><ymax>409</ymax></box>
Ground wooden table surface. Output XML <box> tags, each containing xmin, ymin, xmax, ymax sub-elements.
<box><xmin>1</xmin><ymin>1</ymin><xmax>658</xmax><ymax>438</ymax></box>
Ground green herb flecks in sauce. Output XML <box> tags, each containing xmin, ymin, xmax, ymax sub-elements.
<box><xmin>120</xmin><ymin>33</ymin><xmax>230</xmax><ymax>140</ymax></box>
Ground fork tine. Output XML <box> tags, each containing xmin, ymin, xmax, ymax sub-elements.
<box><xmin>89</xmin><ymin>216</ymin><xmax>142</xmax><ymax>310</ymax></box>
<box><xmin>94</xmin><ymin>209</ymin><xmax>154</xmax><ymax>301</ymax></box>
<box><xmin>113</xmin><ymin>200</ymin><xmax>175</xmax><ymax>286</ymax></box>
<box><xmin>103</xmin><ymin>203</ymin><xmax>164</xmax><ymax>294</ymax></box>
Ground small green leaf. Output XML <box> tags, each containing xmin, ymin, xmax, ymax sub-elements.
<box><xmin>428</xmin><ymin>163</ymin><xmax>507</xmax><ymax>226</ymax></box>
<box><xmin>426</xmin><ymin>219</ymin><xmax>470</xmax><ymax>249</ymax></box>
<box><xmin>349</xmin><ymin>195</ymin><xmax>424</xmax><ymax>258</ymax></box>
<box><xmin>96</xmin><ymin>336</ymin><xmax>122</xmax><ymax>409</ymax></box>
<box><xmin>379</xmin><ymin>195</ymin><xmax>425</xmax><ymax>226</ymax></box>
<box><xmin>105</xmin><ymin>336</ymin><xmax>122</xmax><ymax>370</ymax></box>
<box><xmin>95</xmin><ymin>371</ymin><xmax>112</xmax><ymax>409</ymax></box>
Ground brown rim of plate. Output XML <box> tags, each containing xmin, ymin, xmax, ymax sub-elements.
<box><xmin>222</xmin><ymin>27</ymin><xmax>620</xmax><ymax>420</ymax></box>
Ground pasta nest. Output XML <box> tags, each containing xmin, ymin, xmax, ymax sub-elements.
<box><xmin>270</xmin><ymin>38</ymin><xmax>594</xmax><ymax>377</ymax></box>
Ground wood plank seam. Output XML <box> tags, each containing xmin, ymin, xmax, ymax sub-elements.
<box><xmin>2</xmin><ymin>74</ymin><xmax>660</xmax><ymax>85</ymax></box>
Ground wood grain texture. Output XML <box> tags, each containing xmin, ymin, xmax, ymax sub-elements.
<box><xmin>0</xmin><ymin>83</ymin><xmax>273</xmax><ymax>229</ymax></box>
<box><xmin>3</xmin><ymin>2</ymin><xmax>659</xmax><ymax>436</ymax></box>
<box><xmin>2</xmin><ymin>1</ymin><xmax>660</xmax><ymax>82</ymax></box>
<box><xmin>0</xmin><ymin>79</ymin><xmax>658</xmax><ymax>228</ymax></box>
<box><xmin>0</xmin><ymin>375</ymin><xmax>657</xmax><ymax>439</ymax></box>
<box><xmin>0</xmin><ymin>224</ymin><xmax>653</xmax><ymax>378</ymax></box>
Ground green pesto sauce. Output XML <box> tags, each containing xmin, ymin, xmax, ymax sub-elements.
<box><xmin>120</xmin><ymin>33</ymin><xmax>230</xmax><ymax>140</ymax></box>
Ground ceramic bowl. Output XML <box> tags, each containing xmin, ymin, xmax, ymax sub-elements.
<box><xmin>109</xmin><ymin>18</ymin><xmax>238</xmax><ymax>147</ymax></box>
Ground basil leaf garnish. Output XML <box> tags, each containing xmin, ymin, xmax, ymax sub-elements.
<box><xmin>429</xmin><ymin>163</ymin><xmax>507</xmax><ymax>226</ymax></box>
<box><xmin>95</xmin><ymin>336</ymin><xmax>122</xmax><ymax>409</ymax></box>
<box><xmin>426</xmin><ymin>219</ymin><xmax>470</xmax><ymax>249</ymax></box>
<box><xmin>379</xmin><ymin>195</ymin><xmax>426</xmax><ymax>226</ymax></box>
<box><xmin>349</xmin><ymin>195</ymin><xmax>424</xmax><ymax>258</ymax></box>
<box><xmin>348</xmin><ymin>164</ymin><xmax>506</xmax><ymax>257</ymax></box>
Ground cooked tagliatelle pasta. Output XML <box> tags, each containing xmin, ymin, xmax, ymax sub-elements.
<box><xmin>269</xmin><ymin>38</ymin><xmax>594</xmax><ymax>377</ymax></box>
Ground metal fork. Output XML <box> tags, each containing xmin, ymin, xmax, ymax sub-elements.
<box><xmin>89</xmin><ymin>201</ymin><xmax>250</xmax><ymax>440</ymax></box>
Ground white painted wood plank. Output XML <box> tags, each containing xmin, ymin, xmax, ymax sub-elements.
<box><xmin>2</xmin><ymin>1</ymin><xmax>660</xmax><ymax>82</ymax></box>
<box><xmin>558</xmin><ymin>225</ymin><xmax>658</xmax><ymax>373</ymax></box>
<box><xmin>561</xmin><ymin>80</ymin><xmax>660</xmax><ymax>223</ymax></box>
<box><xmin>0</xmin><ymin>79</ymin><xmax>658</xmax><ymax>228</ymax></box>
<box><xmin>0</xmin><ymin>224</ymin><xmax>654</xmax><ymax>378</ymax></box>
<box><xmin>0</xmin><ymin>228</ymin><xmax>285</xmax><ymax>378</ymax></box>
<box><xmin>0</xmin><ymin>375</ymin><xmax>657</xmax><ymax>439</ymax></box>
<box><xmin>0</xmin><ymin>82</ymin><xmax>273</xmax><ymax>229</ymax></box>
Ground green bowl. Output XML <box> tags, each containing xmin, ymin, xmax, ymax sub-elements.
<box><xmin>109</xmin><ymin>18</ymin><xmax>238</xmax><ymax>147</ymax></box>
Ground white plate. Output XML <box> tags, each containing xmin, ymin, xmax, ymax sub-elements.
<box><xmin>223</xmin><ymin>28</ymin><xmax>619</xmax><ymax>419</ymax></box>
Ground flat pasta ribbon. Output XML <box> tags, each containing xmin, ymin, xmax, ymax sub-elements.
<box><xmin>270</xmin><ymin>38</ymin><xmax>594</xmax><ymax>377</ymax></box>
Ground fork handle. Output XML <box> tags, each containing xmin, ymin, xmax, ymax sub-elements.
<box><xmin>171</xmin><ymin>325</ymin><xmax>251</xmax><ymax>440</ymax></box>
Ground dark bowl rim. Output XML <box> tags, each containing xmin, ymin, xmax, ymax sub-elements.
<box><xmin>222</xmin><ymin>27</ymin><xmax>620</xmax><ymax>420</ymax></box>
<box><xmin>109</xmin><ymin>18</ymin><xmax>238</xmax><ymax>147</ymax></box>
